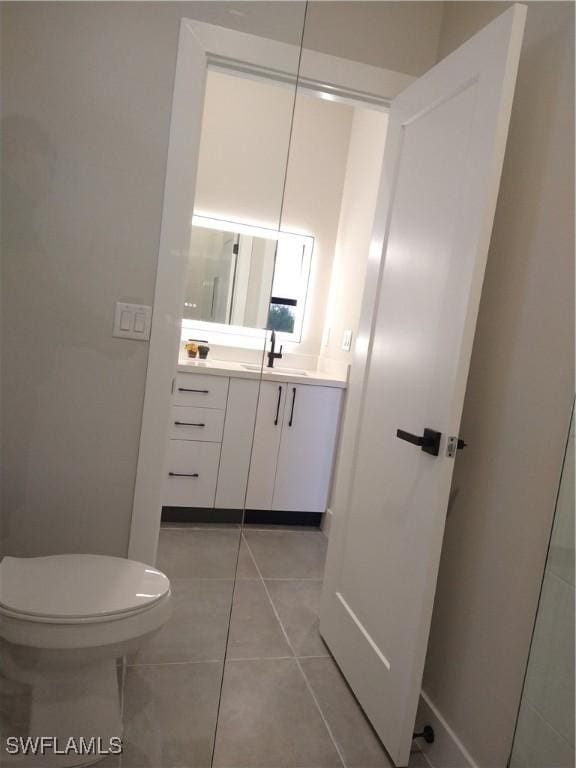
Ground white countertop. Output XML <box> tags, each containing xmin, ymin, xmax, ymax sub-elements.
<box><xmin>177</xmin><ymin>358</ymin><xmax>348</xmax><ymax>389</ymax></box>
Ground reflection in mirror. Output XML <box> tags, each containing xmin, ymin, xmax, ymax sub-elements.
<box><xmin>185</xmin><ymin>216</ymin><xmax>313</xmax><ymax>340</ymax></box>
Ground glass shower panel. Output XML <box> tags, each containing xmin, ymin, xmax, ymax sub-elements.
<box><xmin>214</xmin><ymin>6</ymin><xmax>396</xmax><ymax>765</ymax></box>
<box><xmin>510</xmin><ymin>407</ymin><xmax>575</xmax><ymax>768</ymax></box>
<box><xmin>116</xmin><ymin>4</ymin><xmax>307</xmax><ymax>767</ymax></box>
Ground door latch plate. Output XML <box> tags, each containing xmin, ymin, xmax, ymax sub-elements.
<box><xmin>446</xmin><ymin>435</ymin><xmax>467</xmax><ymax>457</ymax></box>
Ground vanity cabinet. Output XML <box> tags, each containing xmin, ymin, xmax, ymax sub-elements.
<box><xmin>163</xmin><ymin>370</ymin><xmax>343</xmax><ymax>515</ymax></box>
<box><xmin>245</xmin><ymin>381</ymin><xmax>342</xmax><ymax>512</ymax></box>
<box><xmin>244</xmin><ymin>382</ymin><xmax>287</xmax><ymax>510</ymax></box>
<box><xmin>163</xmin><ymin>373</ymin><xmax>229</xmax><ymax>508</ymax></box>
<box><xmin>272</xmin><ymin>384</ymin><xmax>341</xmax><ymax>512</ymax></box>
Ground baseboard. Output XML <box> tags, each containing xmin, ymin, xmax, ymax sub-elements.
<box><xmin>244</xmin><ymin>509</ymin><xmax>322</xmax><ymax>527</ymax></box>
<box><xmin>162</xmin><ymin>507</ymin><xmax>243</xmax><ymax>524</ymax></box>
<box><xmin>414</xmin><ymin>691</ymin><xmax>478</xmax><ymax>768</ymax></box>
<box><xmin>161</xmin><ymin>507</ymin><xmax>322</xmax><ymax>527</ymax></box>
<box><xmin>322</xmin><ymin>507</ymin><xmax>334</xmax><ymax>538</ymax></box>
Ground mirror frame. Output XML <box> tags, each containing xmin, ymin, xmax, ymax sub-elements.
<box><xmin>185</xmin><ymin>215</ymin><xmax>314</xmax><ymax>343</ymax></box>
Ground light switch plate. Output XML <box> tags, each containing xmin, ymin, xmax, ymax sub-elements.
<box><xmin>342</xmin><ymin>329</ymin><xmax>353</xmax><ymax>351</ymax></box>
<box><xmin>113</xmin><ymin>302</ymin><xmax>152</xmax><ymax>340</ymax></box>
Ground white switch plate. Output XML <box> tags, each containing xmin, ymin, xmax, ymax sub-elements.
<box><xmin>341</xmin><ymin>329</ymin><xmax>353</xmax><ymax>351</ymax></box>
<box><xmin>113</xmin><ymin>302</ymin><xmax>152</xmax><ymax>340</ymax></box>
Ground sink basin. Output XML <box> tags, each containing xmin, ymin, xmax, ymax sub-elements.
<box><xmin>242</xmin><ymin>364</ymin><xmax>308</xmax><ymax>376</ymax></box>
<box><xmin>273</xmin><ymin>368</ymin><xmax>308</xmax><ymax>376</ymax></box>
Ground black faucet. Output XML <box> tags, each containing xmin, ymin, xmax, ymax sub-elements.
<box><xmin>267</xmin><ymin>330</ymin><xmax>283</xmax><ymax>368</ymax></box>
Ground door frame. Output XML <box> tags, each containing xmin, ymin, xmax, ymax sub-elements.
<box><xmin>128</xmin><ymin>18</ymin><xmax>413</xmax><ymax>565</ymax></box>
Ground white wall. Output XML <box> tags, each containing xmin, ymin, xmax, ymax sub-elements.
<box><xmin>0</xmin><ymin>2</ymin><xmax>305</xmax><ymax>557</ymax></box>
<box><xmin>194</xmin><ymin>70</ymin><xmax>354</xmax><ymax>359</ymax></box>
<box><xmin>421</xmin><ymin>4</ymin><xmax>575</xmax><ymax>767</ymax></box>
<box><xmin>320</xmin><ymin>107</ymin><xmax>388</xmax><ymax>366</ymax></box>
<box><xmin>194</xmin><ymin>71</ymin><xmax>295</xmax><ymax>230</ymax></box>
<box><xmin>0</xmin><ymin>1</ymin><xmax>446</xmax><ymax>557</ymax></box>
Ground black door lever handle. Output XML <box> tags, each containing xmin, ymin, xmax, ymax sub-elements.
<box><xmin>396</xmin><ymin>427</ymin><xmax>442</xmax><ymax>456</ymax></box>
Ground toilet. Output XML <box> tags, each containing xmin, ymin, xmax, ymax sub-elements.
<box><xmin>0</xmin><ymin>554</ymin><xmax>172</xmax><ymax>767</ymax></box>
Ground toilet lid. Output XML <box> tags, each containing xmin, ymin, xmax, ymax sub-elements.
<box><xmin>0</xmin><ymin>555</ymin><xmax>170</xmax><ymax>621</ymax></box>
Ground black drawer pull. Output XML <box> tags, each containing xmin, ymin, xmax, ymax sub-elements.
<box><xmin>274</xmin><ymin>385</ymin><xmax>282</xmax><ymax>426</ymax></box>
<box><xmin>174</xmin><ymin>421</ymin><xmax>206</xmax><ymax>427</ymax></box>
<box><xmin>168</xmin><ymin>472</ymin><xmax>199</xmax><ymax>478</ymax></box>
<box><xmin>288</xmin><ymin>387</ymin><xmax>296</xmax><ymax>427</ymax></box>
<box><xmin>178</xmin><ymin>388</ymin><xmax>209</xmax><ymax>394</ymax></box>
<box><xmin>396</xmin><ymin>427</ymin><xmax>441</xmax><ymax>457</ymax></box>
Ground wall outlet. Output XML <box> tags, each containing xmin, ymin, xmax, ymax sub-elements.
<box><xmin>342</xmin><ymin>329</ymin><xmax>353</xmax><ymax>351</ymax></box>
<box><xmin>113</xmin><ymin>302</ymin><xmax>152</xmax><ymax>340</ymax></box>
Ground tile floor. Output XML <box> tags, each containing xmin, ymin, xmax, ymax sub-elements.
<box><xmin>123</xmin><ymin>525</ymin><xmax>428</xmax><ymax>767</ymax></box>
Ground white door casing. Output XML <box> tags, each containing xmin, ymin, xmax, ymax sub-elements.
<box><xmin>319</xmin><ymin>6</ymin><xmax>526</xmax><ymax>767</ymax></box>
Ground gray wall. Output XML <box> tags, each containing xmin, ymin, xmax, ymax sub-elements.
<box><xmin>511</xmin><ymin>413</ymin><xmax>574</xmax><ymax>766</ymax></box>
<box><xmin>304</xmin><ymin>1</ymin><xmax>443</xmax><ymax>75</ymax></box>
<box><xmin>0</xmin><ymin>2</ymin><xmax>305</xmax><ymax>557</ymax></box>
<box><xmin>422</xmin><ymin>4</ymin><xmax>574</xmax><ymax>766</ymax></box>
<box><xmin>0</xmin><ymin>2</ymin><xmax>443</xmax><ymax>557</ymax></box>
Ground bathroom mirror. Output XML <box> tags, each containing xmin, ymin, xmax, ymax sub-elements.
<box><xmin>184</xmin><ymin>216</ymin><xmax>313</xmax><ymax>341</ymax></box>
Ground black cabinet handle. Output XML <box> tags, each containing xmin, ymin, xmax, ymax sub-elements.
<box><xmin>168</xmin><ymin>472</ymin><xmax>199</xmax><ymax>478</ymax></box>
<box><xmin>178</xmin><ymin>388</ymin><xmax>209</xmax><ymax>394</ymax></box>
<box><xmin>288</xmin><ymin>387</ymin><xmax>296</xmax><ymax>427</ymax></box>
<box><xmin>274</xmin><ymin>385</ymin><xmax>282</xmax><ymax>426</ymax></box>
<box><xmin>174</xmin><ymin>421</ymin><xmax>205</xmax><ymax>427</ymax></box>
<box><xmin>396</xmin><ymin>427</ymin><xmax>441</xmax><ymax>456</ymax></box>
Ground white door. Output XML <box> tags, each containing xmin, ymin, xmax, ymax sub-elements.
<box><xmin>273</xmin><ymin>384</ymin><xmax>342</xmax><ymax>513</ymax></box>
<box><xmin>245</xmin><ymin>381</ymin><xmax>286</xmax><ymax>509</ymax></box>
<box><xmin>319</xmin><ymin>7</ymin><xmax>526</xmax><ymax>767</ymax></box>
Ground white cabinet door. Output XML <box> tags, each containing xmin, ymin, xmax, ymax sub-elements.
<box><xmin>319</xmin><ymin>7</ymin><xmax>525</xmax><ymax>765</ymax></box>
<box><xmin>216</xmin><ymin>378</ymin><xmax>260</xmax><ymax>509</ymax></box>
<box><xmin>245</xmin><ymin>381</ymin><xmax>286</xmax><ymax>510</ymax></box>
<box><xmin>272</xmin><ymin>385</ymin><xmax>342</xmax><ymax>513</ymax></box>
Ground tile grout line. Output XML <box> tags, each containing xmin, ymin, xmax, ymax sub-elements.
<box><xmin>258</xmin><ymin>577</ymin><xmax>324</xmax><ymax>582</ymax></box>
<box><xmin>128</xmin><ymin>653</ymin><xmax>331</xmax><ymax>668</ymax></box>
<box><xmin>126</xmin><ymin>658</ymin><xmax>225</xmax><ymax>668</ymax></box>
<box><xmin>241</xmin><ymin>533</ymin><xmax>348</xmax><ymax>768</ymax></box>
<box><xmin>419</xmin><ymin>748</ymin><xmax>434</xmax><ymax>768</ymax></box>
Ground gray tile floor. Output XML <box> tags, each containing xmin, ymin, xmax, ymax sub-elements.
<box><xmin>121</xmin><ymin>524</ymin><xmax>428</xmax><ymax>768</ymax></box>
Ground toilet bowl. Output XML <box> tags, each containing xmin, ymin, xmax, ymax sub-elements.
<box><xmin>0</xmin><ymin>554</ymin><xmax>172</xmax><ymax>767</ymax></box>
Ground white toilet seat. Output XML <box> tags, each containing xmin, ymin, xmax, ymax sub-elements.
<box><xmin>0</xmin><ymin>553</ymin><xmax>172</xmax><ymax>767</ymax></box>
<box><xmin>0</xmin><ymin>554</ymin><xmax>170</xmax><ymax>623</ymax></box>
<box><xmin>0</xmin><ymin>554</ymin><xmax>172</xmax><ymax>649</ymax></box>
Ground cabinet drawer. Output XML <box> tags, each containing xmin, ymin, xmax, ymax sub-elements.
<box><xmin>163</xmin><ymin>441</ymin><xmax>220</xmax><ymax>507</ymax></box>
<box><xmin>174</xmin><ymin>373</ymin><xmax>229</xmax><ymax>409</ymax></box>
<box><xmin>170</xmin><ymin>406</ymin><xmax>225</xmax><ymax>442</ymax></box>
